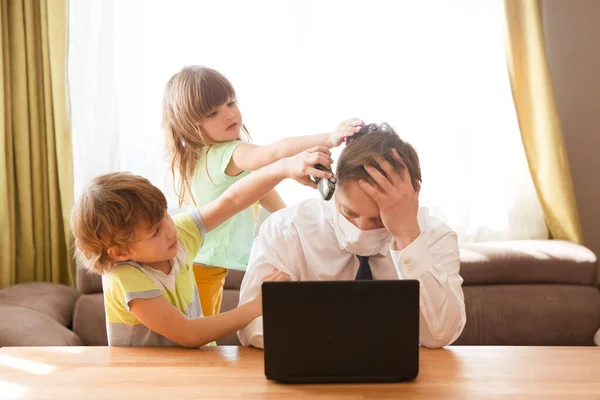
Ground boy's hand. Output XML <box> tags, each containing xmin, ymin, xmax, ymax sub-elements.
<box><xmin>250</xmin><ymin>268</ymin><xmax>291</xmax><ymax>314</ymax></box>
<box><xmin>328</xmin><ymin>118</ymin><xmax>365</xmax><ymax>147</ymax></box>
<box><xmin>281</xmin><ymin>146</ymin><xmax>334</xmax><ymax>189</ymax></box>
<box><xmin>262</xmin><ymin>268</ymin><xmax>291</xmax><ymax>283</ymax></box>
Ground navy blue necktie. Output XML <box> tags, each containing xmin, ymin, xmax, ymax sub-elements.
<box><xmin>355</xmin><ymin>255</ymin><xmax>373</xmax><ymax>280</ymax></box>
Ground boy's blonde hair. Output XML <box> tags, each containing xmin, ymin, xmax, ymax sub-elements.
<box><xmin>71</xmin><ymin>172</ymin><xmax>167</xmax><ymax>274</ymax></box>
<box><xmin>162</xmin><ymin>66</ymin><xmax>250</xmax><ymax>207</ymax></box>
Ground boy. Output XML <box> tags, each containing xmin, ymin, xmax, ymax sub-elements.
<box><xmin>71</xmin><ymin>147</ymin><xmax>333</xmax><ymax>347</ymax></box>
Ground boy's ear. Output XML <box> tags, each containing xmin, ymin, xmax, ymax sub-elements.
<box><xmin>108</xmin><ymin>246</ymin><xmax>130</xmax><ymax>262</ymax></box>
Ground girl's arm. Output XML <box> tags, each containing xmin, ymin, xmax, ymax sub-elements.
<box><xmin>129</xmin><ymin>269</ymin><xmax>289</xmax><ymax>348</ymax></box>
<box><xmin>225</xmin><ymin>118</ymin><xmax>363</xmax><ymax>176</ymax></box>
<box><xmin>259</xmin><ymin>190</ymin><xmax>285</xmax><ymax>213</ymax></box>
<box><xmin>199</xmin><ymin>146</ymin><xmax>333</xmax><ymax>233</ymax></box>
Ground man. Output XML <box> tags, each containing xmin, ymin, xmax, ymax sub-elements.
<box><xmin>238</xmin><ymin>123</ymin><xmax>466</xmax><ymax>349</ymax></box>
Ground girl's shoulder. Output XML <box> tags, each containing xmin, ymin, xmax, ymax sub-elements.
<box><xmin>193</xmin><ymin>140</ymin><xmax>248</xmax><ymax>191</ymax></box>
<box><xmin>198</xmin><ymin>140</ymin><xmax>243</xmax><ymax>168</ymax></box>
<box><xmin>206</xmin><ymin>139</ymin><xmax>243</xmax><ymax>154</ymax></box>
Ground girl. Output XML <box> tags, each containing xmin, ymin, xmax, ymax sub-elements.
<box><xmin>163</xmin><ymin>65</ymin><xmax>362</xmax><ymax>317</ymax></box>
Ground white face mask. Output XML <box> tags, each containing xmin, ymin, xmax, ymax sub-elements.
<box><xmin>332</xmin><ymin>209</ymin><xmax>392</xmax><ymax>256</ymax></box>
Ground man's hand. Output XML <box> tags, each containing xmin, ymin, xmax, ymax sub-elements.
<box><xmin>358</xmin><ymin>148</ymin><xmax>421</xmax><ymax>250</ymax></box>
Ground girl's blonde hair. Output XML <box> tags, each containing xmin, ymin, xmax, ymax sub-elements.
<box><xmin>162</xmin><ymin>66</ymin><xmax>250</xmax><ymax>207</ymax></box>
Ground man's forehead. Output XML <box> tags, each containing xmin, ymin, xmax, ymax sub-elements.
<box><xmin>335</xmin><ymin>183</ymin><xmax>380</xmax><ymax>218</ymax></box>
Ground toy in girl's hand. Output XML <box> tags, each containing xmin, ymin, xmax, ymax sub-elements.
<box><xmin>344</xmin><ymin>122</ymin><xmax>389</xmax><ymax>145</ymax></box>
<box><xmin>312</xmin><ymin>164</ymin><xmax>336</xmax><ymax>201</ymax></box>
<box><xmin>317</xmin><ymin>123</ymin><xmax>392</xmax><ymax>199</ymax></box>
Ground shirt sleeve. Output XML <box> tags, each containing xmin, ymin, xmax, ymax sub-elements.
<box><xmin>237</xmin><ymin>215</ymin><xmax>298</xmax><ymax>348</ymax></box>
<box><xmin>173</xmin><ymin>209</ymin><xmax>206</xmax><ymax>261</ymax></box>
<box><xmin>205</xmin><ymin>140</ymin><xmax>246</xmax><ymax>185</ymax></box>
<box><xmin>389</xmin><ymin>221</ymin><xmax>466</xmax><ymax>348</ymax></box>
<box><xmin>103</xmin><ymin>266</ymin><xmax>161</xmax><ymax>325</ymax></box>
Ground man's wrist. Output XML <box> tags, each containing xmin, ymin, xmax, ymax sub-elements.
<box><xmin>391</xmin><ymin>226</ymin><xmax>421</xmax><ymax>251</ymax></box>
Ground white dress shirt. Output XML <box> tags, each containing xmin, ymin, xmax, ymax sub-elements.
<box><xmin>238</xmin><ymin>198</ymin><xmax>466</xmax><ymax>349</ymax></box>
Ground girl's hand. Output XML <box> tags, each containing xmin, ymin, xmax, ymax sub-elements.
<box><xmin>281</xmin><ymin>146</ymin><xmax>334</xmax><ymax>188</ymax></box>
<box><xmin>328</xmin><ymin>118</ymin><xmax>364</xmax><ymax>147</ymax></box>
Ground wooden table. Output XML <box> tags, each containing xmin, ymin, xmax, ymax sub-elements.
<box><xmin>0</xmin><ymin>346</ymin><xmax>599</xmax><ymax>399</ymax></box>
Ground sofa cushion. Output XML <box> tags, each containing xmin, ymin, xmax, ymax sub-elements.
<box><xmin>460</xmin><ymin>240</ymin><xmax>598</xmax><ymax>285</ymax></box>
<box><xmin>223</xmin><ymin>242</ymin><xmax>598</xmax><ymax>288</ymax></box>
<box><xmin>0</xmin><ymin>282</ymin><xmax>80</xmax><ymax>327</ymax></box>
<box><xmin>224</xmin><ymin>270</ymin><xmax>245</xmax><ymax>290</ymax></box>
<box><xmin>220</xmin><ymin>273</ymin><xmax>243</xmax><ymax>345</ymax></box>
<box><xmin>454</xmin><ymin>284</ymin><xmax>600</xmax><ymax>345</ymax></box>
<box><xmin>72</xmin><ymin>293</ymin><xmax>107</xmax><ymax>346</ymax></box>
<box><xmin>76</xmin><ymin>266</ymin><xmax>103</xmax><ymax>295</ymax></box>
<box><xmin>0</xmin><ymin>303</ymin><xmax>82</xmax><ymax>346</ymax></box>
<box><xmin>217</xmin><ymin>289</ymin><xmax>242</xmax><ymax>345</ymax></box>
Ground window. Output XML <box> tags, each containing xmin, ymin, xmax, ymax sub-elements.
<box><xmin>69</xmin><ymin>0</ymin><xmax>547</xmax><ymax>242</ymax></box>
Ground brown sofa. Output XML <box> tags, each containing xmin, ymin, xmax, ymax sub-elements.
<box><xmin>2</xmin><ymin>240</ymin><xmax>600</xmax><ymax>347</ymax></box>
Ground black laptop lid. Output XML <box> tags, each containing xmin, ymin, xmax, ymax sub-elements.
<box><xmin>262</xmin><ymin>280</ymin><xmax>420</xmax><ymax>383</ymax></box>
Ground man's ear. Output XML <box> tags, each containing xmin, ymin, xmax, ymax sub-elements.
<box><xmin>413</xmin><ymin>180</ymin><xmax>421</xmax><ymax>193</ymax></box>
<box><xmin>107</xmin><ymin>246</ymin><xmax>130</xmax><ymax>262</ymax></box>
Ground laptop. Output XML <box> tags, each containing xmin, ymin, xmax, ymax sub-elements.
<box><xmin>262</xmin><ymin>280</ymin><xmax>420</xmax><ymax>383</ymax></box>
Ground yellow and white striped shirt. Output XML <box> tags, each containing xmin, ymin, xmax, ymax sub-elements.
<box><xmin>102</xmin><ymin>210</ymin><xmax>210</xmax><ymax>346</ymax></box>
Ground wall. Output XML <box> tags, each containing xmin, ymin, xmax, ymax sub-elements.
<box><xmin>542</xmin><ymin>0</ymin><xmax>600</xmax><ymax>275</ymax></box>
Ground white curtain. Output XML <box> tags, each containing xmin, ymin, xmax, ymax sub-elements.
<box><xmin>68</xmin><ymin>0</ymin><xmax>548</xmax><ymax>243</ymax></box>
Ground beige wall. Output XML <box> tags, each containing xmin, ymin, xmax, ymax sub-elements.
<box><xmin>542</xmin><ymin>0</ymin><xmax>600</xmax><ymax>269</ymax></box>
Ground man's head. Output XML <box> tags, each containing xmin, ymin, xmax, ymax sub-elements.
<box><xmin>71</xmin><ymin>172</ymin><xmax>179</xmax><ymax>274</ymax></box>
<box><xmin>335</xmin><ymin>122</ymin><xmax>421</xmax><ymax>231</ymax></box>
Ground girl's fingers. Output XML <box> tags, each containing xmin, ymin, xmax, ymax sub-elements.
<box><xmin>308</xmin><ymin>146</ymin><xmax>331</xmax><ymax>156</ymax></box>
<box><xmin>306</xmin><ymin>167</ymin><xmax>331</xmax><ymax>180</ymax></box>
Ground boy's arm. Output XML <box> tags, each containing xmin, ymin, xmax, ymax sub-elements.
<box><xmin>226</xmin><ymin>118</ymin><xmax>363</xmax><ymax>176</ymax></box>
<box><xmin>129</xmin><ymin>296</ymin><xmax>262</xmax><ymax>348</ymax></box>
<box><xmin>129</xmin><ymin>269</ymin><xmax>290</xmax><ymax>348</ymax></box>
<box><xmin>238</xmin><ymin>213</ymin><xmax>298</xmax><ymax>348</ymax></box>
<box><xmin>259</xmin><ymin>189</ymin><xmax>285</xmax><ymax>213</ymax></box>
<box><xmin>199</xmin><ymin>147</ymin><xmax>332</xmax><ymax>233</ymax></box>
<box><xmin>237</xmin><ymin>263</ymin><xmax>283</xmax><ymax>349</ymax></box>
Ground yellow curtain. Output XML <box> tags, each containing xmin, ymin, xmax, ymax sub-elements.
<box><xmin>504</xmin><ymin>0</ymin><xmax>584</xmax><ymax>244</ymax></box>
<box><xmin>0</xmin><ymin>0</ymin><xmax>74</xmax><ymax>288</ymax></box>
